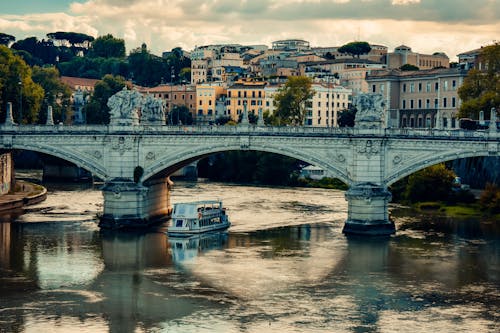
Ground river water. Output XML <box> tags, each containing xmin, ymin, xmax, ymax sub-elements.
<box><xmin>0</xmin><ymin>179</ymin><xmax>499</xmax><ymax>333</ymax></box>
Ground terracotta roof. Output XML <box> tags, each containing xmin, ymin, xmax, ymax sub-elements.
<box><xmin>60</xmin><ymin>76</ymin><xmax>99</xmax><ymax>90</ymax></box>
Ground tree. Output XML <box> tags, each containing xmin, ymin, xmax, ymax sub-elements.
<box><xmin>168</xmin><ymin>105</ymin><xmax>193</xmax><ymax>125</ymax></box>
<box><xmin>404</xmin><ymin>164</ymin><xmax>456</xmax><ymax>203</ymax></box>
<box><xmin>128</xmin><ymin>44</ymin><xmax>170</xmax><ymax>87</ymax></box>
<box><xmin>11</xmin><ymin>36</ymin><xmax>58</xmax><ymax>65</ymax></box>
<box><xmin>458</xmin><ymin>43</ymin><xmax>500</xmax><ymax>119</ymax></box>
<box><xmin>400</xmin><ymin>64</ymin><xmax>419</xmax><ymax>71</ymax></box>
<box><xmin>274</xmin><ymin>76</ymin><xmax>315</xmax><ymax>125</ymax></box>
<box><xmin>46</xmin><ymin>31</ymin><xmax>94</xmax><ymax>56</ymax></box>
<box><xmin>0</xmin><ymin>46</ymin><xmax>44</xmax><ymax>124</ymax></box>
<box><xmin>31</xmin><ymin>66</ymin><xmax>72</xmax><ymax>124</ymax></box>
<box><xmin>338</xmin><ymin>106</ymin><xmax>357</xmax><ymax>127</ymax></box>
<box><xmin>338</xmin><ymin>41</ymin><xmax>371</xmax><ymax>58</ymax></box>
<box><xmin>0</xmin><ymin>33</ymin><xmax>15</xmax><ymax>46</ymax></box>
<box><xmin>84</xmin><ymin>74</ymin><xmax>129</xmax><ymax>124</ymax></box>
<box><xmin>89</xmin><ymin>34</ymin><xmax>125</xmax><ymax>58</ymax></box>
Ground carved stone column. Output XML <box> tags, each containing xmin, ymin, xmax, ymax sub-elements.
<box><xmin>4</xmin><ymin>102</ymin><xmax>15</xmax><ymax>126</ymax></box>
<box><xmin>46</xmin><ymin>106</ymin><xmax>54</xmax><ymax>125</ymax></box>
<box><xmin>343</xmin><ymin>182</ymin><xmax>395</xmax><ymax>236</ymax></box>
<box><xmin>489</xmin><ymin>107</ymin><xmax>497</xmax><ymax>133</ymax></box>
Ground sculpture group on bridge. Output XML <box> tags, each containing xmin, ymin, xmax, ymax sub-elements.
<box><xmin>107</xmin><ymin>87</ymin><xmax>165</xmax><ymax>126</ymax></box>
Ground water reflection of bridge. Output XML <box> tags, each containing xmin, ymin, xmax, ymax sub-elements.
<box><xmin>1</xmin><ymin>221</ymin><xmax>497</xmax><ymax>332</ymax></box>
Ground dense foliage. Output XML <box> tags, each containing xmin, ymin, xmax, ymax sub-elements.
<box><xmin>0</xmin><ymin>46</ymin><xmax>44</xmax><ymax>124</ymax></box>
<box><xmin>338</xmin><ymin>41</ymin><xmax>372</xmax><ymax>58</ymax></box>
<box><xmin>400</xmin><ymin>64</ymin><xmax>420</xmax><ymax>71</ymax></box>
<box><xmin>274</xmin><ymin>76</ymin><xmax>314</xmax><ymax>125</ymax></box>
<box><xmin>198</xmin><ymin>151</ymin><xmax>301</xmax><ymax>186</ymax></box>
<box><xmin>31</xmin><ymin>66</ymin><xmax>72</xmax><ymax>124</ymax></box>
<box><xmin>84</xmin><ymin>74</ymin><xmax>130</xmax><ymax>124</ymax></box>
<box><xmin>338</xmin><ymin>106</ymin><xmax>357</xmax><ymax>127</ymax></box>
<box><xmin>479</xmin><ymin>183</ymin><xmax>500</xmax><ymax>214</ymax></box>
<box><xmin>458</xmin><ymin>43</ymin><xmax>500</xmax><ymax>119</ymax></box>
<box><xmin>391</xmin><ymin>164</ymin><xmax>456</xmax><ymax>203</ymax></box>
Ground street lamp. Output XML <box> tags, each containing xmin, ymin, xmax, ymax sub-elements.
<box><xmin>18</xmin><ymin>77</ymin><xmax>22</xmax><ymax>124</ymax></box>
<box><xmin>170</xmin><ymin>66</ymin><xmax>175</xmax><ymax>125</ymax></box>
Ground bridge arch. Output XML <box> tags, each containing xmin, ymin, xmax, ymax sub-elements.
<box><xmin>142</xmin><ymin>143</ymin><xmax>351</xmax><ymax>186</ymax></box>
<box><xmin>386</xmin><ymin>149</ymin><xmax>498</xmax><ymax>186</ymax></box>
<box><xmin>10</xmin><ymin>143</ymin><xmax>107</xmax><ymax>181</ymax></box>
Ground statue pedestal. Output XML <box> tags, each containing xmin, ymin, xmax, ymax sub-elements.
<box><xmin>343</xmin><ymin>183</ymin><xmax>395</xmax><ymax>236</ymax></box>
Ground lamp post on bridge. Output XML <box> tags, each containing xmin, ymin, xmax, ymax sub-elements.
<box><xmin>18</xmin><ymin>77</ymin><xmax>22</xmax><ymax>124</ymax></box>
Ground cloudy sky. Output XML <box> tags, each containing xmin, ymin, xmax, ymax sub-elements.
<box><xmin>1</xmin><ymin>0</ymin><xmax>498</xmax><ymax>60</ymax></box>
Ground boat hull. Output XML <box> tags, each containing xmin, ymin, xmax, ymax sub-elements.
<box><xmin>167</xmin><ymin>222</ymin><xmax>231</xmax><ymax>237</ymax></box>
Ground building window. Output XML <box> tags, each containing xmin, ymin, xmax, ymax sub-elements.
<box><xmin>418</xmin><ymin>99</ymin><xmax>422</xmax><ymax>108</ymax></box>
<box><xmin>372</xmin><ymin>84</ymin><xmax>376</xmax><ymax>93</ymax></box>
<box><xmin>228</xmin><ymin>91</ymin><xmax>232</xmax><ymax>98</ymax></box>
<box><xmin>380</xmin><ymin>85</ymin><xmax>385</xmax><ymax>93</ymax></box>
<box><xmin>452</xmin><ymin>80</ymin><xmax>457</xmax><ymax>89</ymax></box>
<box><xmin>452</xmin><ymin>97</ymin><xmax>456</xmax><ymax>108</ymax></box>
<box><xmin>418</xmin><ymin>83</ymin><xmax>422</xmax><ymax>92</ymax></box>
<box><xmin>244</xmin><ymin>91</ymin><xmax>247</xmax><ymax>98</ymax></box>
<box><xmin>435</xmin><ymin>82</ymin><xmax>439</xmax><ymax>91</ymax></box>
<box><xmin>426</xmin><ymin>82</ymin><xmax>431</xmax><ymax>92</ymax></box>
<box><xmin>443</xmin><ymin>97</ymin><xmax>447</xmax><ymax>108</ymax></box>
<box><xmin>318</xmin><ymin>102</ymin><xmax>321</xmax><ymax>107</ymax></box>
<box><xmin>403</xmin><ymin>83</ymin><xmax>407</xmax><ymax>93</ymax></box>
<box><xmin>209</xmin><ymin>100</ymin><xmax>212</xmax><ymax>106</ymax></box>
<box><xmin>199</xmin><ymin>100</ymin><xmax>202</xmax><ymax>106</ymax></box>
<box><xmin>410</xmin><ymin>99</ymin><xmax>414</xmax><ymax>108</ymax></box>
<box><xmin>402</xmin><ymin>100</ymin><xmax>406</xmax><ymax>109</ymax></box>
<box><xmin>434</xmin><ymin>98</ymin><xmax>439</xmax><ymax>108</ymax></box>
<box><xmin>410</xmin><ymin>83</ymin><xmax>415</xmax><ymax>93</ymax></box>
<box><xmin>443</xmin><ymin>81</ymin><xmax>448</xmax><ymax>91</ymax></box>
<box><xmin>426</xmin><ymin>99</ymin><xmax>430</xmax><ymax>108</ymax></box>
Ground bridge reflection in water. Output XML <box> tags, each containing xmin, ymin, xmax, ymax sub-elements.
<box><xmin>0</xmin><ymin>215</ymin><xmax>498</xmax><ymax>332</ymax></box>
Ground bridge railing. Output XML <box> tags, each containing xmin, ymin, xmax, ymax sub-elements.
<box><xmin>0</xmin><ymin>123</ymin><xmax>498</xmax><ymax>140</ymax></box>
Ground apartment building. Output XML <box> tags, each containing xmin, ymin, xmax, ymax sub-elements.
<box><xmin>366</xmin><ymin>68</ymin><xmax>468</xmax><ymax>128</ymax></box>
<box><xmin>142</xmin><ymin>84</ymin><xmax>196</xmax><ymax>121</ymax></box>
<box><xmin>300</xmin><ymin>59</ymin><xmax>386</xmax><ymax>95</ymax></box>
<box><xmin>226</xmin><ymin>80</ymin><xmax>267</xmax><ymax>120</ymax></box>
<box><xmin>305</xmin><ymin>83</ymin><xmax>352</xmax><ymax>127</ymax></box>
<box><xmin>385</xmin><ymin>45</ymin><xmax>449</xmax><ymax>70</ymax></box>
<box><xmin>196</xmin><ymin>84</ymin><xmax>227</xmax><ymax>124</ymax></box>
<box><xmin>190</xmin><ymin>45</ymin><xmax>244</xmax><ymax>84</ymax></box>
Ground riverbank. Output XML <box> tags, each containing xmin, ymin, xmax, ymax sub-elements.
<box><xmin>410</xmin><ymin>201</ymin><xmax>500</xmax><ymax>221</ymax></box>
<box><xmin>0</xmin><ymin>180</ymin><xmax>47</xmax><ymax>212</ymax></box>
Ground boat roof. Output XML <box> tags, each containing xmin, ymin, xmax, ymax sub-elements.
<box><xmin>174</xmin><ymin>200</ymin><xmax>222</xmax><ymax>206</ymax></box>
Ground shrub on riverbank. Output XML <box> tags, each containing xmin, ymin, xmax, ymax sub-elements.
<box><xmin>479</xmin><ymin>183</ymin><xmax>500</xmax><ymax>214</ymax></box>
<box><xmin>296</xmin><ymin>177</ymin><xmax>348</xmax><ymax>190</ymax></box>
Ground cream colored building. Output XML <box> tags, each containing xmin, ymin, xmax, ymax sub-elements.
<box><xmin>386</xmin><ymin>45</ymin><xmax>449</xmax><ymax>70</ymax></box>
<box><xmin>226</xmin><ymin>80</ymin><xmax>267</xmax><ymax>121</ymax></box>
<box><xmin>305</xmin><ymin>83</ymin><xmax>352</xmax><ymax>127</ymax></box>
<box><xmin>366</xmin><ymin>68</ymin><xmax>468</xmax><ymax>128</ymax></box>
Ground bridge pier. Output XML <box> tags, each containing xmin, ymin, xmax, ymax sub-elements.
<box><xmin>99</xmin><ymin>178</ymin><xmax>172</xmax><ymax>229</ymax></box>
<box><xmin>342</xmin><ymin>183</ymin><xmax>395</xmax><ymax>236</ymax></box>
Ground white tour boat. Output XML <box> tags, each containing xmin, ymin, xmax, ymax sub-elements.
<box><xmin>167</xmin><ymin>200</ymin><xmax>231</xmax><ymax>236</ymax></box>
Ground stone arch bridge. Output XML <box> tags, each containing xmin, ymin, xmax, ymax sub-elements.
<box><xmin>1</xmin><ymin>92</ymin><xmax>498</xmax><ymax>236</ymax></box>
<box><xmin>1</xmin><ymin>121</ymin><xmax>498</xmax><ymax>235</ymax></box>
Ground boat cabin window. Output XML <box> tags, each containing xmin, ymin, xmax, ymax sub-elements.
<box><xmin>175</xmin><ymin>219</ymin><xmax>183</xmax><ymax>227</ymax></box>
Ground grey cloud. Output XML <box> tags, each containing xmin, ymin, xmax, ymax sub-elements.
<box><xmin>176</xmin><ymin>0</ymin><xmax>498</xmax><ymax>24</ymax></box>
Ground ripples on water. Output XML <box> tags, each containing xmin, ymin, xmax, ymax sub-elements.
<box><xmin>0</xmin><ymin>180</ymin><xmax>498</xmax><ymax>333</ymax></box>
